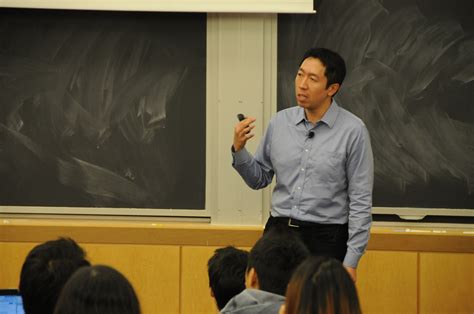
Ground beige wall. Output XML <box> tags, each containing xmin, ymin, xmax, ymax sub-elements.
<box><xmin>1</xmin><ymin>219</ymin><xmax>473</xmax><ymax>314</ymax></box>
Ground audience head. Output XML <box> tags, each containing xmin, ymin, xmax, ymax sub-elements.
<box><xmin>19</xmin><ymin>237</ymin><xmax>90</xmax><ymax>314</ymax></box>
<box><xmin>207</xmin><ymin>246</ymin><xmax>249</xmax><ymax>310</ymax></box>
<box><xmin>284</xmin><ymin>256</ymin><xmax>361</xmax><ymax>314</ymax></box>
<box><xmin>246</xmin><ymin>229</ymin><xmax>310</xmax><ymax>296</ymax></box>
<box><xmin>54</xmin><ymin>264</ymin><xmax>141</xmax><ymax>314</ymax></box>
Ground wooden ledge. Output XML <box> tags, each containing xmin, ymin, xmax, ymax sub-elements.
<box><xmin>1</xmin><ymin>218</ymin><xmax>472</xmax><ymax>252</ymax></box>
<box><xmin>0</xmin><ymin>217</ymin><xmax>263</xmax><ymax>246</ymax></box>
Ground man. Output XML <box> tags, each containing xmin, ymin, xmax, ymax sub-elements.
<box><xmin>232</xmin><ymin>47</ymin><xmax>373</xmax><ymax>281</ymax></box>
<box><xmin>220</xmin><ymin>229</ymin><xmax>309</xmax><ymax>314</ymax></box>
<box><xmin>19</xmin><ymin>237</ymin><xmax>90</xmax><ymax>314</ymax></box>
<box><xmin>208</xmin><ymin>246</ymin><xmax>249</xmax><ymax>310</ymax></box>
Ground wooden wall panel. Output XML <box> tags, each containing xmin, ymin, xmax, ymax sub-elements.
<box><xmin>356</xmin><ymin>251</ymin><xmax>418</xmax><ymax>314</ymax></box>
<box><xmin>0</xmin><ymin>242</ymin><xmax>37</xmax><ymax>288</ymax></box>
<box><xmin>419</xmin><ymin>252</ymin><xmax>474</xmax><ymax>314</ymax></box>
<box><xmin>0</xmin><ymin>241</ymin><xmax>180</xmax><ymax>314</ymax></box>
<box><xmin>83</xmin><ymin>244</ymin><xmax>180</xmax><ymax>314</ymax></box>
<box><xmin>1</xmin><ymin>221</ymin><xmax>473</xmax><ymax>314</ymax></box>
<box><xmin>181</xmin><ymin>246</ymin><xmax>218</xmax><ymax>313</ymax></box>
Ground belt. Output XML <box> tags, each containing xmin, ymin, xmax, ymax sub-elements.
<box><xmin>270</xmin><ymin>216</ymin><xmax>318</xmax><ymax>228</ymax></box>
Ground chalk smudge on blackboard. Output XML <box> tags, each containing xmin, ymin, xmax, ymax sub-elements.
<box><xmin>278</xmin><ymin>0</ymin><xmax>474</xmax><ymax>208</ymax></box>
<box><xmin>0</xmin><ymin>9</ymin><xmax>206</xmax><ymax>208</ymax></box>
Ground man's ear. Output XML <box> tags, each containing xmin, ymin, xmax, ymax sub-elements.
<box><xmin>210</xmin><ymin>287</ymin><xmax>214</xmax><ymax>298</ymax></box>
<box><xmin>327</xmin><ymin>83</ymin><xmax>340</xmax><ymax>97</ymax></box>
<box><xmin>245</xmin><ymin>267</ymin><xmax>260</xmax><ymax>289</ymax></box>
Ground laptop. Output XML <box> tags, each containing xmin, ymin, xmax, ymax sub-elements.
<box><xmin>0</xmin><ymin>289</ymin><xmax>24</xmax><ymax>314</ymax></box>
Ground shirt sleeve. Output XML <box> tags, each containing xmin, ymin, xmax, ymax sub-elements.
<box><xmin>231</xmin><ymin>119</ymin><xmax>275</xmax><ymax>190</ymax></box>
<box><xmin>343</xmin><ymin>124</ymin><xmax>374</xmax><ymax>268</ymax></box>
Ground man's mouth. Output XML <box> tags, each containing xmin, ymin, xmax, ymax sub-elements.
<box><xmin>297</xmin><ymin>93</ymin><xmax>308</xmax><ymax>99</ymax></box>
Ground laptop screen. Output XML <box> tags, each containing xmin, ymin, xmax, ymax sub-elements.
<box><xmin>0</xmin><ymin>290</ymin><xmax>25</xmax><ymax>314</ymax></box>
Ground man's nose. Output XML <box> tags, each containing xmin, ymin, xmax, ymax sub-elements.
<box><xmin>298</xmin><ymin>77</ymin><xmax>308</xmax><ymax>89</ymax></box>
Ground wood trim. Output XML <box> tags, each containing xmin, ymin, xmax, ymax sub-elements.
<box><xmin>0</xmin><ymin>218</ymin><xmax>263</xmax><ymax>246</ymax></box>
<box><xmin>1</xmin><ymin>218</ymin><xmax>472</xmax><ymax>252</ymax></box>
<box><xmin>367</xmin><ymin>231</ymin><xmax>474</xmax><ymax>253</ymax></box>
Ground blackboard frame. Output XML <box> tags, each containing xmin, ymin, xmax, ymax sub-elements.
<box><xmin>277</xmin><ymin>0</ymin><xmax>474</xmax><ymax>219</ymax></box>
<box><xmin>0</xmin><ymin>8</ymin><xmax>209</xmax><ymax>216</ymax></box>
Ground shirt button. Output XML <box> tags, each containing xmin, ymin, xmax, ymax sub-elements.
<box><xmin>297</xmin><ymin>187</ymin><xmax>301</xmax><ymax>190</ymax></box>
<box><xmin>305</xmin><ymin>149</ymin><xmax>309</xmax><ymax>152</ymax></box>
<box><xmin>301</xmin><ymin>168</ymin><xmax>304</xmax><ymax>171</ymax></box>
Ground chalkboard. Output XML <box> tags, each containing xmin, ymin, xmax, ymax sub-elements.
<box><xmin>278</xmin><ymin>0</ymin><xmax>474</xmax><ymax>209</ymax></box>
<box><xmin>0</xmin><ymin>9</ymin><xmax>206</xmax><ymax>209</ymax></box>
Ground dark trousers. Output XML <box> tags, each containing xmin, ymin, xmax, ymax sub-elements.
<box><xmin>264</xmin><ymin>215</ymin><xmax>349</xmax><ymax>262</ymax></box>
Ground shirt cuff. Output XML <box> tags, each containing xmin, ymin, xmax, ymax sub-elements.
<box><xmin>231</xmin><ymin>146</ymin><xmax>253</xmax><ymax>165</ymax></box>
<box><xmin>343</xmin><ymin>250</ymin><xmax>362</xmax><ymax>269</ymax></box>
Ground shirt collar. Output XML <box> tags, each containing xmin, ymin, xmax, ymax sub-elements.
<box><xmin>294</xmin><ymin>99</ymin><xmax>340</xmax><ymax>128</ymax></box>
<box><xmin>321</xmin><ymin>99</ymin><xmax>339</xmax><ymax>128</ymax></box>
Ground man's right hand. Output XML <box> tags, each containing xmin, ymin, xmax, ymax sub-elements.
<box><xmin>233</xmin><ymin>116</ymin><xmax>256</xmax><ymax>152</ymax></box>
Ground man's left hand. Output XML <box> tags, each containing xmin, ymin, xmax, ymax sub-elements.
<box><xmin>344</xmin><ymin>265</ymin><xmax>357</xmax><ymax>282</ymax></box>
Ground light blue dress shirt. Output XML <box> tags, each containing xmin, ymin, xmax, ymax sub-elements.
<box><xmin>232</xmin><ymin>100</ymin><xmax>374</xmax><ymax>268</ymax></box>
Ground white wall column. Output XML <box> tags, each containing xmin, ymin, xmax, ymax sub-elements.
<box><xmin>207</xmin><ymin>13</ymin><xmax>277</xmax><ymax>225</ymax></box>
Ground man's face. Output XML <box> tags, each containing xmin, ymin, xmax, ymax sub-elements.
<box><xmin>294</xmin><ymin>57</ymin><xmax>338</xmax><ymax>111</ymax></box>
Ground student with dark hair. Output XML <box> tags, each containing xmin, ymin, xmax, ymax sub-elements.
<box><xmin>19</xmin><ymin>237</ymin><xmax>90</xmax><ymax>314</ymax></box>
<box><xmin>54</xmin><ymin>265</ymin><xmax>141</xmax><ymax>314</ymax></box>
<box><xmin>232</xmin><ymin>47</ymin><xmax>373</xmax><ymax>282</ymax></box>
<box><xmin>282</xmin><ymin>256</ymin><xmax>361</xmax><ymax>314</ymax></box>
<box><xmin>208</xmin><ymin>246</ymin><xmax>249</xmax><ymax>310</ymax></box>
<box><xmin>221</xmin><ymin>230</ymin><xmax>309</xmax><ymax>314</ymax></box>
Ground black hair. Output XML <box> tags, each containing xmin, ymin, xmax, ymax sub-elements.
<box><xmin>248</xmin><ymin>230</ymin><xmax>310</xmax><ymax>296</ymax></box>
<box><xmin>54</xmin><ymin>265</ymin><xmax>141</xmax><ymax>314</ymax></box>
<box><xmin>207</xmin><ymin>246</ymin><xmax>249</xmax><ymax>310</ymax></box>
<box><xmin>285</xmin><ymin>256</ymin><xmax>361</xmax><ymax>314</ymax></box>
<box><xmin>299</xmin><ymin>47</ymin><xmax>346</xmax><ymax>88</ymax></box>
<box><xmin>19</xmin><ymin>237</ymin><xmax>90</xmax><ymax>314</ymax></box>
